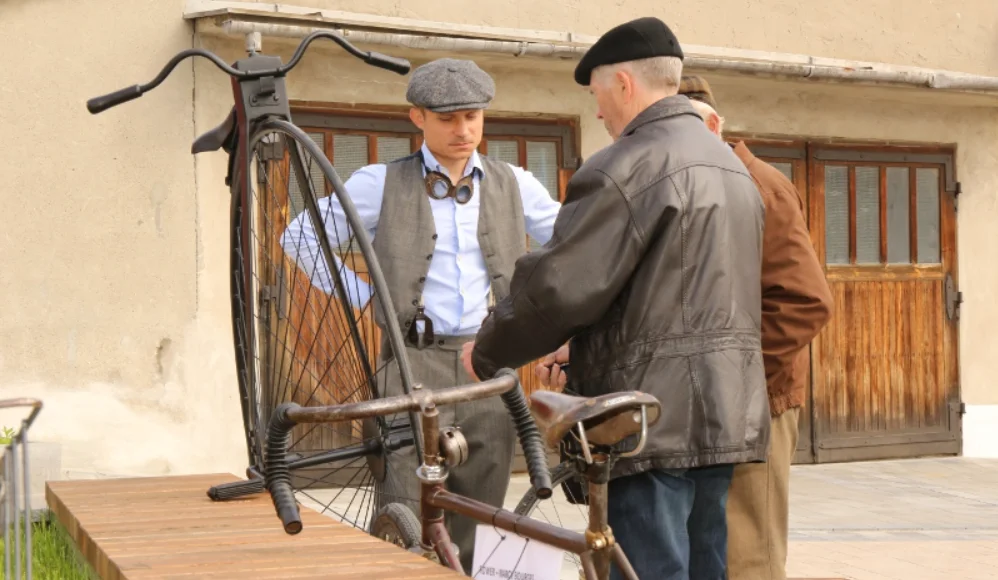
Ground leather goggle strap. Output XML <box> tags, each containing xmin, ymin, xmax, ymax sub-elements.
<box><xmin>407</xmin><ymin>294</ymin><xmax>435</xmax><ymax>350</ymax></box>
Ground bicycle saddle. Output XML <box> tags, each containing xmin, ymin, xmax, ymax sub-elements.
<box><xmin>192</xmin><ymin>107</ymin><xmax>237</xmax><ymax>154</ymax></box>
<box><xmin>529</xmin><ymin>390</ymin><xmax>661</xmax><ymax>450</ymax></box>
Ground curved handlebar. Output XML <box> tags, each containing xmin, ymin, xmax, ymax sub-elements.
<box><xmin>495</xmin><ymin>369</ymin><xmax>553</xmax><ymax>499</ymax></box>
<box><xmin>262</xmin><ymin>369</ymin><xmax>553</xmax><ymax>534</ymax></box>
<box><xmin>87</xmin><ymin>31</ymin><xmax>411</xmax><ymax>115</ymax></box>
<box><xmin>265</xmin><ymin>403</ymin><xmax>303</xmax><ymax>534</ymax></box>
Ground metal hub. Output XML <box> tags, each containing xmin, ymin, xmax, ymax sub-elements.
<box><xmin>363</xmin><ymin>417</ymin><xmax>387</xmax><ymax>482</ymax></box>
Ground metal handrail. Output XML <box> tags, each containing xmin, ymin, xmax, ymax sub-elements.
<box><xmin>0</xmin><ymin>398</ymin><xmax>44</xmax><ymax>580</ymax></box>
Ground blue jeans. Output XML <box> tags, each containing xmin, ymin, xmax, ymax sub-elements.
<box><xmin>608</xmin><ymin>465</ymin><xmax>735</xmax><ymax>580</ymax></box>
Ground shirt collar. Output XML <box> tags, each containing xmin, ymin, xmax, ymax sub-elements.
<box><xmin>419</xmin><ymin>143</ymin><xmax>485</xmax><ymax>180</ymax></box>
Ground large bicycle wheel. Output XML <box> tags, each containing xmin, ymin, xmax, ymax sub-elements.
<box><xmin>221</xmin><ymin>117</ymin><xmax>423</xmax><ymax>533</ymax></box>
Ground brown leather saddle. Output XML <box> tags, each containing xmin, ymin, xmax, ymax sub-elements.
<box><xmin>529</xmin><ymin>390</ymin><xmax>662</xmax><ymax>451</ymax></box>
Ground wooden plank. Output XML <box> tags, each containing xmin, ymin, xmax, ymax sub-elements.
<box><xmin>812</xmin><ymin>276</ymin><xmax>955</xmax><ymax>457</ymax></box>
<box><xmin>47</xmin><ymin>474</ymin><xmax>463</xmax><ymax>580</ymax></box>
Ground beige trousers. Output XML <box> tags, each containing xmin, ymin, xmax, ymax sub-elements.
<box><xmin>726</xmin><ymin>407</ymin><xmax>801</xmax><ymax>580</ymax></box>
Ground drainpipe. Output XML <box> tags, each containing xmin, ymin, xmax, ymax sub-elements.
<box><xmin>216</xmin><ymin>20</ymin><xmax>998</xmax><ymax>93</ymax></box>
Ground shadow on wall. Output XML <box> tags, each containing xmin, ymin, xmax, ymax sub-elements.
<box><xmin>0</xmin><ymin>319</ymin><xmax>247</xmax><ymax>481</ymax></box>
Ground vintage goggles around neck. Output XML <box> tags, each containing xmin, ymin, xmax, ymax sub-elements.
<box><xmin>420</xmin><ymin>150</ymin><xmax>476</xmax><ymax>204</ymax></box>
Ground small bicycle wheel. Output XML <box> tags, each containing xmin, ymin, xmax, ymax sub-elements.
<box><xmin>513</xmin><ymin>459</ymin><xmax>589</xmax><ymax>575</ymax></box>
<box><xmin>371</xmin><ymin>503</ymin><xmax>422</xmax><ymax>549</ymax></box>
<box><xmin>224</xmin><ymin>117</ymin><xmax>423</xmax><ymax>533</ymax></box>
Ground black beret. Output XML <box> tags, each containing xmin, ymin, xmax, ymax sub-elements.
<box><xmin>574</xmin><ymin>17</ymin><xmax>684</xmax><ymax>86</ymax></box>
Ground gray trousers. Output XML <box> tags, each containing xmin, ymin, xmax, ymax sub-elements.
<box><xmin>378</xmin><ymin>335</ymin><xmax>516</xmax><ymax>573</ymax></box>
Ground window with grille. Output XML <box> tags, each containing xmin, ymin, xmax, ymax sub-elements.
<box><xmin>727</xmin><ymin>139</ymin><xmax>951</xmax><ymax>270</ymax></box>
<box><xmin>822</xmin><ymin>163</ymin><xmax>943</xmax><ymax>266</ymax></box>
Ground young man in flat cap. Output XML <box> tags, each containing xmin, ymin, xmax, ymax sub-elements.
<box><xmin>461</xmin><ymin>17</ymin><xmax>770</xmax><ymax>580</ymax></box>
<box><xmin>680</xmin><ymin>75</ymin><xmax>833</xmax><ymax>580</ymax></box>
<box><xmin>281</xmin><ymin>57</ymin><xmax>561</xmax><ymax>571</ymax></box>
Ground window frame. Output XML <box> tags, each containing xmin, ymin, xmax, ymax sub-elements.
<box><xmin>291</xmin><ymin>101</ymin><xmax>580</xmax><ymax>172</ymax></box>
<box><xmin>288</xmin><ymin>101</ymin><xmax>580</xmax><ymax>254</ymax></box>
<box><xmin>726</xmin><ymin>135</ymin><xmax>957</xmax><ymax>274</ymax></box>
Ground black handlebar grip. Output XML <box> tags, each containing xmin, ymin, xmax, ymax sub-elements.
<box><xmin>497</xmin><ymin>369</ymin><xmax>553</xmax><ymax>499</ymax></box>
<box><xmin>365</xmin><ymin>52</ymin><xmax>412</xmax><ymax>75</ymax></box>
<box><xmin>265</xmin><ymin>402</ymin><xmax>303</xmax><ymax>534</ymax></box>
<box><xmin>87</xmin><ymin>85</ymin><xmax>143</xmax><ymax>114</ymax></box>
<box><xmin>271</xmin><ymin>480</ymin><xmax>303</xmax><ymax>534</ymax></box>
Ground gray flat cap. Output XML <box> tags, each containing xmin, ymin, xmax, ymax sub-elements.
<box><xmin>405</xmin><ymin>58</ymin><xmax>496</xmax><ymax>112</ymax></box>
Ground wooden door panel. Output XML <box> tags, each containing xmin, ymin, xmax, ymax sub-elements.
<box><xmin>807</xmin><ymin>156</ymin><xmax>960</xmax><ymax>462</ymax></box>
<box><xmin>815</xmin><ymin>275</ymin><xmax>952</xmax><ymax>434</ymax></box>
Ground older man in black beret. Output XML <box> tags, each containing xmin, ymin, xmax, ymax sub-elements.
<box><xmin>281</xmin><ymin>57</ymin><xmax>561</xmax><ymax>572</ymax></box>
<box><xmin>462</xmin><ymin>17</ymin><xmax>770</xmax><ymax>580</ymax></box>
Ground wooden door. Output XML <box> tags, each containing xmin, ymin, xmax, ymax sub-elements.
<box><xmin>752</xmin><ymin>147</ymin><xmax>816</xmax><ymax>464</ymax></box>
<box><xmin>807</xmin><ymin>146</ymin><xmax>961</xmax><ymax>462</ymax></box>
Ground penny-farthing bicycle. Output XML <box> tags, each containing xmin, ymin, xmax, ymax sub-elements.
<box><xmin>86</xmin><ymin>31</ymin><xmax>550</xmax><ymax>535</ymax></box>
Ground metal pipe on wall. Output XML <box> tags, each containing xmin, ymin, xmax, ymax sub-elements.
<box><xmin>217</xmin><ymin>20</ymin><xmax>998</xmax><ymax>93</ymax></box>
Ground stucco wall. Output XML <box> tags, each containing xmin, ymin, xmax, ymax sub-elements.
<box><xmin>0</xmin><ymin>1</ymin><xmax>246</xmax><ymax>478</ymax></box>
<box><xmin>236</xmin><ymin>0</ymin><xmax>998</xmax><ymax>75</ymax></box>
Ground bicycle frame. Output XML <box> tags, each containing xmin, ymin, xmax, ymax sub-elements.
<box><xmin>265</xmin><ymin>372</ymin><xmax>638</xmax><ymax>580</ymax></box>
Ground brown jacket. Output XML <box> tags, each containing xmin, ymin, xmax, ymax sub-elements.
<box><xmin>733</xmin><ymin>142</ymin><xmax>833</xmax><ymax>416</ymax></box>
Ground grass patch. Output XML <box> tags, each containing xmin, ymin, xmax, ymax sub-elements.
<box><xmin>0</xmin><ymin>514</ymin><xmax>96</xmax><ymax>579</ymax></box>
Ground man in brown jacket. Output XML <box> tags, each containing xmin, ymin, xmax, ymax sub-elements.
<box><xmin>679</xmin><ymin>76</ymin><xmax>834</xmax><ymax>580</ymax></box>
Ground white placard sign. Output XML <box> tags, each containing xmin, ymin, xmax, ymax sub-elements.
<box><xmin>470</xmin><ymin>523</ymin><xmax>564</xmax><ymax>580</ymax></box>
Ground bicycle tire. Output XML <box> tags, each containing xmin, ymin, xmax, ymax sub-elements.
<box><xmin>230</xmin><ymin>186</ymin><xmax>263</xmax><ymax>469</ymax></box>
<box><xmin>512</xmin><ymin>460</ymin><xmax>581</xmax><ymax>517</ymax></box>
<box><xmin>371</xmin><ymin>502</ymin><xmax>421</xmax><ymax>549</ymax></box>
<box><xmin>222</xmin><ymin>118</ymin><xmax>423</xmax><ymax>533</ymax></box>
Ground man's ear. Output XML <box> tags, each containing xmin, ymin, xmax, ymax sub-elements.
<box><xmin>614</xmin><ymin>70</ymin><xmax>637</xmax><ymax>103</ymax></box>
<box><xmin>409</xmin><ymin>107</ymin><xmax>426</xmax><ymax>129</ymax></box>
<box><xmin>705</xmin><ymin>112</ymin><xmax>719</xmax><ymax>134</ymax></box>
<box><xmin>616</xmin><ymin>69</ymin><xmax>632</xmax><ymax>97</ymax></box>
<box><xmin>707</xmin><ymin>112</ymin><xmax>725</xmax><ymax>136</ymax></box>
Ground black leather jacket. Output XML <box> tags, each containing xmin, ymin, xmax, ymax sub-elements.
<box><xmin>472</xmin><ymin>95</ymin><xmax>770</xmax><ymax>475</ymax></box>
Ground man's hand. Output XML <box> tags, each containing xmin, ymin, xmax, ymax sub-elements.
<box><xmin>461</xmin><ymin>341</ymin><xmax>480</xmax><ymax>382</ymax></box>
<box><xmin>535</xmin><ymin>343</ymin><xmax>570</xmax><ymax>388</ymax></box>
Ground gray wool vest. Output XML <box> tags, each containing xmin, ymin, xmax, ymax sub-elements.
<box><xmin>371</xmin><ymin>152</ymin><xmax>526</xmax><ymax>341</ymax></box>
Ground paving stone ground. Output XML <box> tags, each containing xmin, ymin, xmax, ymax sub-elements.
<box><xmin>505</xmin><ymin>456</ymin><xmax>998</xmax><ymax>579</ymax></box>
<box><xmin>785</xmin><ymin>457</ymin><xmax>998</xmax><ymax>579</ymax></box>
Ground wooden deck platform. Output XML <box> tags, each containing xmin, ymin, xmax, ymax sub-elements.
<box><xmin>46</xmin><ymin>473</ymin><xmax>462</xmax><ymax>579</ymax></box>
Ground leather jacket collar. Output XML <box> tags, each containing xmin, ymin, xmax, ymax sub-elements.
<box><xmin>620</xmin><ymin>94</ymin><xmax>701</xmax><ymax>138</ymax></box>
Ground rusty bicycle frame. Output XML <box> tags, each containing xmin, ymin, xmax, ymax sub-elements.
<box><xmin>264</xmin><ymin>369</ymin><xmax>640</xmax><ymax>580</ymax></box>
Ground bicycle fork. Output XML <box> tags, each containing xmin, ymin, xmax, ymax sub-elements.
<box><xmin>416</xmin><ymin>403</ymin><xmax>464</xmax><ymax>571</ymax></box>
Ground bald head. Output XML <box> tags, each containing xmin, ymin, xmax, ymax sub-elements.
<box><xmin>689</xmin><ymin>99</ymin><xmax>725</xmax><ymax>137</ymax></box>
